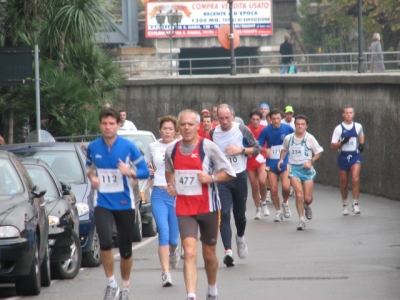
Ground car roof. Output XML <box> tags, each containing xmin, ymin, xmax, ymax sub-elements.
<box><xmin>0</xmin><ymin>142</ymin><xmax>78</xmax><ymax>152</ymax></box>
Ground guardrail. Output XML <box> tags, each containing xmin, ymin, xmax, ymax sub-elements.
<box><xmin>113</xmin><ymin>51</ymin><xmax>400</xmax><ymax>77</ymax></box>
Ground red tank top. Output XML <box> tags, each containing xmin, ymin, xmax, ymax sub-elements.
<box><xmin>247</xmin><ymin>124</ymin><xmax>267</xmax><ymax>170</ymax></box>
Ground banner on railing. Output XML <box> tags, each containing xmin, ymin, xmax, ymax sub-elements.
<box><xmin>145</xmin><ymin>1</ymin><xmax>273</xmax><ymax>38</ymax></box>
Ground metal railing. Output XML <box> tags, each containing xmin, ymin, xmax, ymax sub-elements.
<box><xmin>113</xmin><ymin>51</ymin><xmax>400</xmax><ymax>77</ymax></box>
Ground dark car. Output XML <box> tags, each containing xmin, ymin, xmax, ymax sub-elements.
<box><xmin>0</xmin><ymin>150</ymin><xmax>50</xmax><ymax>295</ymax></box>
<box><xmin>21</xmin><ymin>158</ymin><xmax>82</xmax><ymax>279</ymax></box>
<box><xmin>0</xmin><ymin>142</ymin><xmax>101</xmax><ymax>267</ymax></box>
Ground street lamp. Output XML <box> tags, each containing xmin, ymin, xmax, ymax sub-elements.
<box><xmin>227</xmin><ymin>0</ymin><xmax>236</xmax><ymax>76</ymax></box>
<box><xmin>357</xmin><ymin>0</ymin><xmax>365</xmax><ymax>73</ymax></box>
<box><xmin>156</xmin><ymin>10</ymin><xmax>183</xmax><ymax>75</ymax></box>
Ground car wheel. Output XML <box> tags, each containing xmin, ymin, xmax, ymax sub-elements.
<box><xmin>142</xmin><ymin>215</ymin><xmax>157</xmax><ymax>237</ymax></box>
<box><xmin>132</xmin><ymin>211</ymin><xmax>142</xmax><ymax>242</ymax></box>
<box><xmin>82</xmin><ymin>227</ymin><xmax>101</xmax><ymax>267</ymax></box>
<box><xmin>52</xmin><ymin>231</ymin><xmax>82</xmax><ymax>279</ymax></box>
<box><xmin>15</xmin><ymin>238</ymin><xmax>41</xmax><ymax>295</ymax></box>
<box><xmin>40</xmin><ymin>243</ymin><xmax>51</xmax><ymax>287</ymax></box>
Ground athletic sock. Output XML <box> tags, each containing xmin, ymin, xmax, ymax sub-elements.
<box><xmin>121</xmin><ymin>279</ymin><xmax>130</xmax><ymax>290</ymax></box>
<box><xmin>208</xmin><ymin>284</ymin><xmax>218</xmax><ymax>296</ymax></box>
<box><xmin>107</xmin><ymin>275</ymin><xmax>117</xmax><ymax>287</ymax></box>
<box><xmin>188</xmin><ymin>292</ymin><xmax>196</xmax><ymax>299</ymax></box>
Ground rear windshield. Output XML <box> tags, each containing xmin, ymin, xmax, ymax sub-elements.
<box><xmin>0</xmin><ymin>159</ymin><xmax>23</xmax><ymax>195</ymax></box>
<box><xmin>14</xmin><ymin>151</ymin><xmax>84</xmax><ymax>184</ymax></box>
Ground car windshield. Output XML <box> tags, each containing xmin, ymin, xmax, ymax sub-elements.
<box><xmin>0</xmin><ymin>159</ymin><xmax>23</xmax><ymax>195</ymax></box>
<box><xmin>13</xmin><ymin>151</ymin><xmax>84</xmax><ymax>184</ymax></box>
<box><xmin>24</xmin><ymin>165</ymin><xmax>58</xmax><ymax>201</ymax></box>
<box><xmin>118</xmin><ymin>134</ymin><xmax>155</xmax><ymax>153</ymax></box>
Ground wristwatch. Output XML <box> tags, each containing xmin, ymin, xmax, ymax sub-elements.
<box><xmin>241</xmin><ymin>148</ymin><xmax>246</xmax><ymax>154</ymax></box>
<box><xmin>212</xmin><ymin>174</ymin><xmax>218</xmax><ymax>183</ymax></box>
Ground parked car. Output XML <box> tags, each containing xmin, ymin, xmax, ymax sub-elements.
<box><xmin>0</xmin><ymin>142</ymin><xmax>101</xmax><ymax>267</ymax></box>
<box><xmin>20</xmin><ymin>158</ymin><xmax>82</xmax><ymax>279</ymax></box>
<box><xmin>0</xmin><ymin>150</ymin><xmax>50</xmax><ymax>295</ymax></box>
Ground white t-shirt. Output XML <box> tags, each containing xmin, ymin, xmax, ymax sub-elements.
<box><xmin>331</xmin><ymin>122</ymin><xmax>363</xmax><ymax>143</ymax></box>
<box><xmin>281</xmin><ymin>118</ymin><xmax>295</xmax><ymax>129</ymax></box>
<box><xmin>260</xmin><ymin>120</ymin><xmax>269</xmax><ymax>126</ymax></box>
<box><xmin>120</xmin><ymin>120</ymin><xmax>137</xmax><ymax>131</ymax></box>
<box><xmin>145</xmin><ymin>140</ymin><xmax>177</xmax><ymax>186</ymax></box>
<box><xmin>283</xmin><ymin>132</ymin><xmax>323</xmax><ymax>165</ymax></box>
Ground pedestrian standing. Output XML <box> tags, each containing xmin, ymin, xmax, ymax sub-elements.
<box><xmin>86</xmin><ymin>108</ymin><xmax>150</xmax><ymax>300</ymax></box>
<box><xmin>144</xmin><ymin>115</ymin><xmax>180</xmax><ymax>287</ymax></box>
<box><xmin>370</xmin><ymin>33</ymin><xmax>385</xmax><ymax>73</ymax></box>
<box><xmin>258</xmin><ymin>108</ymin><xmax>294</xmax><ymax>222</ymax></box>
<box><xmin>165</xmin><ymin>109</ymin><xmax>235</xmax><ymax>300</ymax></box>
<box><xmin>278</xmin><ymin>115</ymin><xmax>323</xmax><ymax>230</ymax></box>
<box><xmin>279</xmin><ymin>34</ymin><xmax>293</xmax><ymax>74</ymax></box>
<box><xmin>210</xmin><ymin>104</ymin><xmax>260</xmax><ymax>267</ymax></box>
<box><xmin>330</xmin><ymin>105</ymin><xmax>365</xmax><ymax>215</ymax></box>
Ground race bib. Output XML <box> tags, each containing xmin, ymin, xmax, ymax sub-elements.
<box><xmin>270</xmin><ymin>145</ymin><xmax>283</xmax><ymax>159</ymax></box>
<box><xmin>341</xmin><ymin>137</ymin><xmax>357</xmax><ymax>152</ymax></box>
<box><xmin>98</xmin><ymin>169</ymin><xmax>124</xmax><ymax>193</ymax></box>
<box><xmin>290</xmin><ymin>145</ymin><xmax>303</xmax><ymax>157</ymax></box>
<box><xmin>175</xmin><ymin>169</ymin><xmax>202</xmax><ymax>196</ymax></box>
<box><xmin>255</xmin><ymin>154</ymin><xmax>266</xmax><ymax>164</ymax></box>
<box><xmin>226</xmin><ymin>155</ymin><xmax>239</xmax><ymax>166</ymax></box>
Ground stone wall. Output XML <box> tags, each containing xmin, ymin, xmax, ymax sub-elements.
<box><xmin>119</xmin><ymin>73</ymin><xmax>400</xmax><ymax>200</ymax></box>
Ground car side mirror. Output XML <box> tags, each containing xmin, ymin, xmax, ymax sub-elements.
<box><xmin>61</xmin><ymin>182</ymin><xmax>72</xmax><ymax>195</ymax></box>
<box><xmin>31</xmin><ymin>185</ymin><xmax>47</xmax><ymax>198</ymax></box>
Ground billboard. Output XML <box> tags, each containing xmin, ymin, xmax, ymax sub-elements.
<box><xmin>146</xmin><ymin>1</ymin><xmax>273</xmax><ymax>38</ymax></box>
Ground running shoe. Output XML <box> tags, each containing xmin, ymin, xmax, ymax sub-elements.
<box><xmin>206</xmin><ymin>295</ymin><xmax>218</xmax><ymax>300</ymax></box>
<box><xmin>119</xmin><ymin>290</ymin><xmax>130</xmax><ymax>300</ymax></box>
<box><xmin>235</xmin><ymin>235</ymin><xmax>248</xmax><ymax>259</ymax></box>
<box><xmin>223</xmin><ymin>249</ymin><xmax>235</xmax><ymax>267</ymax></box>
<box><xmin>282</xmin><ymin>203</ymin><xmax>291</xmax><ymax>218</ymax></box>
<box><xmin>261</xmin><ymin>202</ymin><xmax>270</xmax><ymax>216</ymax></box>
<box><xmin>187</xmin><ymin>298</ymin><xmax>197</xmax><ymax>300</ymax></box>
<box><xmin>254</xmin><ymin>208</ymin><xmax>262</xmax><ymax>220</ymax></box>
<box><xmin>169</xmin><ymin>247</ymin><xmax>180</xmax><ymax>269</ymax></box>
<box><xmin>266</xmin><ymin>190</ymin><xmax>272</xmax><ymax>203</ymax></box>
<box><xmin>274</xmin><ymin>211</ymin><xmax>283</xmax><ymax>222</ymax></box>
<box><xmin>352</xmin><ymin>203</ymin><xmax>360</xmax><ymax>214</ymax></box>
<box><xmin>162</xmin><ymin>272</ymin><xmax>173</xmax><ymax>287</ymax></box>
<box><xmin>290</xmin><ymin>187</ymin><xmax>294</xmax><ymax>196</ymax></box>
<box><xmin>104</xmin><ymin>285</ymin><xmax>120</xmax><ymax>300</ymax></box>
<box><xmin>297</xmin><ymin>220</ymin><xmax>306</xmax><ymax>230</ymax></box>
<box><xmin>343</xmin><ymin>204</ymin><xmax>349</xmax><ymax>216</ymax></box>
<box><xmin>304</xmin><ymin>204</ymin><xmax>313</xmax><ymax>220</ymax></box>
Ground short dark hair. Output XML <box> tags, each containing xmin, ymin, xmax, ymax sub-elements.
<box><xmin>202</xmin><ymin>115</ymin><xmax>212</xmax><ymax>121</ymax></box>
<box><xmin>99</xmin><ymin>108</ymin><xmax>120</xmax><ymax>123</ymax></box>
<box><xmin>249</xmin><ymin>109</ymin><xmax>262</xmax><ymax>119</ymax></box>
<box><xmin>269</xmin><ymin>108</ymin><xmax>284</xmax><ymax>118</ymax></box>
<box><xmin>157</xmin><ymin>115</ymin><xmax>177</xmax><ymax>130</ymax></box>
<box><xmin>342</xmin><ymin>105</ymin><xmax>353</xmax><ymax>113</ymax></box>
<box><xmin>118</xmin><ymin>109</ymin><xmax>127</xmax><ymax>114</ymax></box>
<box><xmin>294</xmin><ymin>114</ymin><xmax>309</xmax><ymax>125</ymax></box>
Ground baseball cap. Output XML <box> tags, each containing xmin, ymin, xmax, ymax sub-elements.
<box><xmin>201</xmin><ymin>109</ymin><xmax>210</xmax><ymax>115</ymax></box>
<box><xmin>285</xmin><ymin>105</ymin><xmax>294</xmax><ymax>113</ymax></box>
<box><xmin>259</xmin><ymin>103</ymin><xmax>270</xmax><ymax>109</ymax></box>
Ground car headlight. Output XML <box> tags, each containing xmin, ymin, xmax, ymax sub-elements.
<box><xmin>48</xmin><ymin>215</ymin><xmax>60</xmax><ymax>226</ymax></box>
<box><xmin>0</xmin><ymin>226</ymin><xmax>20</xmax><ymax>238</ymax></box>
<box><xmin>76</xmin><ymin>203</ymin><xmax>89</xmax><ymax>217</ymax></box>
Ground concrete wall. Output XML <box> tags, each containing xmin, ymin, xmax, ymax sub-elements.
<box><xmin>119</xmin><ymin>74</ymin><xmax>400</xmax><ymax>200</ymax></box>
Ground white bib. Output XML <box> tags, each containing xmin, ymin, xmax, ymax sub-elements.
<box><xmin>341</xmin><ymin>137</ymin><xmax>357</xmax><ymax>152</ymax></box>
<box><xmin>226</xmin><ymin>155</ymin><xmax>240</xmax><ymax>166</ymax></box>
<box><xmin>98</xmin><ymin>169</ymin><xmax>124</xmax><ymax>193</ymax></box>
<box><xmin>270</xmin><ymin>145</ymin><xmax>283</xmax><ymax>159</ymax></box>
<box><xmin>175</xmin><ymin>169</ymin><xmax>202</xmax><ymax>196</ymax></box>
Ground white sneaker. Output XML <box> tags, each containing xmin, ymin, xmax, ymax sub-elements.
<box><xmin>352</xmin><ymin>203</ymin><xmax>360</xmax><ymax>214</ymax></box>
<box><xmin>304</xmin><ymin>203</ymin><xmax>313</xmax><ymax>220</ymax></box>
<box><xmin>103</xmin><ymin>285</ymin><xmax>120</xmax><ymax>300</ymax></box>
<box><xmin>297</xmin><ymin>219</ymin><xmax>306</xmax><ymax>230</ymax></box>
<box><xmin>235</xmin><ymin>235</ymin><xmax>248</xmax><ymax>259</ymax></box>
<box><xmin>290</xmin><ymin>187</ymin><xmax>294</xmax><ymax>196</ymax></box>
<box><xmin>282</xmin><ymin>203</ymin><xmax>291</xmax><ymax>218</ymax></box>
<box><xmin>274</xmin><ymin>211</ymin><xmax>283</xmax><ymax>222</ymax></box>
<box><xmin>162</xmin><ymin>272</ymin><xmax>173</xmax><ymax>287</ymax></box>
<box><xmin>206</xmin><ymin>294</ymin><xmax>218</xmax><ymax>300</ymax></box>
<box><xmin>343</xmin><ymin>204</ymin><xmax>349</xmax><ymax>216</ymax></box>
<box><xmin>261</xmin><ymin>202</ymin><xmax>270</xmax><ymax>216</ymax></box>
<box><xmin>223</xmin><ymin>249</ymin><xmax>235</xmax><ymax>267</ymax></box>
<box><xmin>266</xmin><ymin>190</ymin><xmax>271</xmax><ymax>203</ymax></box>
<box><xmin>169</xmin><ymin>247</ymin><xmax>180</xmax><ymax>269</ymax></box>
<box><xmin>254</xmin><ymin>208</ymin><xmax>262</xmax><ymax>220</ymax></box>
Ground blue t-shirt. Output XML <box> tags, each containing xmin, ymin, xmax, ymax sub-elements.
<box><xmin>86</xmin><ymin>136</ymin><xmax>149</xmax><ymax>210</ymax></box>
<box><xmin>258</xmin><ymin>124</ymin><xmax>294</xmax><ymax>167</ymax></box>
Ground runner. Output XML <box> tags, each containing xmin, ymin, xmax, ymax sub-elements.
<box><xmin>259</xmin><ymin>103</ymin><xmax>270</xmax><ymax>126</ymax></box>
<box><xmin>210</xmin><ymin>104</ymin><xmax>260</xmax><ymax>267</ymax></box>
<box><xmin>330</xmin><ymin>105</ymin><xmax>365</xmax><ymax>215</ymax></box>
<box><xmin>165</xmin><ymin>109</ymin><xmax>235</xmax><ymax>300</ymax></box>
<box><xmin>86</xmin><ymin>108</ymin><xmax>150</xmax><ymax>300</ymax></box>
<box><xmin>246</xmin><ymin>109</ymin><xmax>269</xmax><ymax>219</ymax></box>
<box><xmin>278</xmin><ymin>114</ymin><xmax>323</xmax><ymax>230</ymax></box>
<box><xmin>198</xmin><ymin>115</ymin><xmax>214</xmax><ymax>140</ymax></box>
<box><xmin>144</xmin><ymin>115</ymin><xmax>179</xmax><ymax>287</ymax></box>
<box><xmin>258</xmin><ymin>108</ymin><xmax>294</xmax><ymax>222</ymax></box>
<box><xmin>281</xmin><ymin>105</ymin><xmax>296</xmax><ymax>196</ymax></box>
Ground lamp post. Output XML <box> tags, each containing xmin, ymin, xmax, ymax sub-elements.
<box><xmin>357</xmin><ymin>0</ymin><xmax>365</xmax><ymax>73</ymax></box>
<box><xmin>156</xmin><ymin>10</ymin><xmax>183</xmax><ymax>75</ymax></box>
<box><xmin>228</xmin><ymin>0</ymin><xmax>236</xmax><ymax>76</ymax></box>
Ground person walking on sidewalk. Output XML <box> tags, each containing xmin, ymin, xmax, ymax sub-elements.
<box><xmin>258</xmin><ymin>108</ymin><xmax>294</xmax><ymax>222</ymax></box>
<box><xmin>165</xmin><ymin>109</ymin><xmax>235</xmax><ymax>300</ymax></box>
<box><xmin>144</xmin><ymin>115</ymin><xmax>180</xmax><ymax>287</ymax></box>
<box><xmin>330</xmin><ymin>105</ymin><xmax>365</xmax><ymax>215</ymax></box>
<box><xmin>278</xmin><ymin>115</ymin><xmax>323</xmax><ymax>230</ymax></box>
<box><xmin>210</xmin><ymin>104</ymin><xmax>260</xmax><ymax>267</ymax></box>
<box><xmin>86</xmin><ymin>108</ymin><xmax>150</xmax><ymax>300</ymax></box>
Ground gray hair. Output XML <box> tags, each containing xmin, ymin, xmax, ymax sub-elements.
<box><xmin>373</xmin><ymin>33</ymin><xmax>380</xmax><ymax>40</ymax></box>
<box><xmin>177</xmin><ymin>109</ymin><xmax>200</xmax><ymax>124</ymax></box>
<box><xmin>217</xmin><ymin>103</ymin><xmax>234</xmax><ymax>116</ymax></box>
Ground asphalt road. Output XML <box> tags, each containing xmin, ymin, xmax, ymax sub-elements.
<box><xmin>1</xmin><ymin>183</ymin><xmax>399</xmax><ymax>300</ymax></box>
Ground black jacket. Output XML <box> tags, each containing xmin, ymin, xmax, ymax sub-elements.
<box><xmin>280</xmin><ymin>41</ymin><xmax>293</xmax><ymax>63</ymax></box>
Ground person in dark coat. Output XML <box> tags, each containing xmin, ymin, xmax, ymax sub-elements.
<box><xmin>370</xmin><ymin>33</ymin><xmax>385</xmax><ymax>73</ymax></box>
<box><xmin>279</xmin><ymin>34</ymin><xmax>293</xmax><ymax>74</ymax></box>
